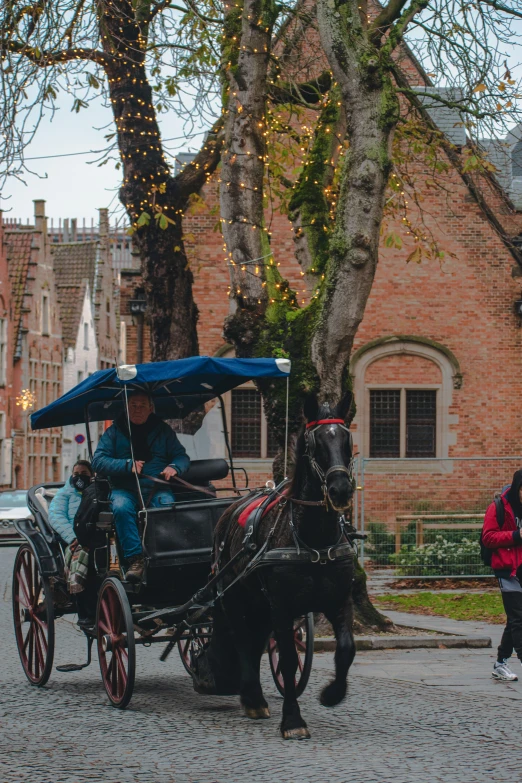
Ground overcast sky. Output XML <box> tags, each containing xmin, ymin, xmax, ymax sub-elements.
<box><xmin>0</xmin><ymin>95</ymin><xmax>207</xmax><ymax>225</ymax></box>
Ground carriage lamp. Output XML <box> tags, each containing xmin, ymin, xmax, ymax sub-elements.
<box><xmin>16</xmin><ymin>389</ymin><xmax>37</xmax><ymax>411</ymax></box>
<box><xmin>129</xmin><ymin>293</ymin><xmax>147</xmax><ymax>363</ymax></box>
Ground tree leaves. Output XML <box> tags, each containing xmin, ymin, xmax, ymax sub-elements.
<box><xmin>157</xmin><ymin>213</ymin><xmax>169</xmax><ymax>230</ymax></box>
<box><xmin>384</xmin><ymin>232</ymin><xmax>403</xmax><ymax>249</ymax></box>
<box><xmin>136</xmin><ymin>211</ymin><xmax>151</xmax><ymax>227</ymax></box>
<box><xmin>71</xmin><ymin>98</ymin><xmax>89</xmax><ymax>113</ymax></box>
<box><xmin>406</xmin><ymin>246</ymin><xmax>422</xmax><ymax>264</ymax></box>
<box><xmin>86</xmin><ymin>73</ymin><xmax>100</xmax><ymax>89</ymax></box>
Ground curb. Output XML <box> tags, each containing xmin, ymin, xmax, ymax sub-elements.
<box><xmin>314</xmin><ymin>635</ymin><xmax>492</xmax><ymax>651</ymax></box>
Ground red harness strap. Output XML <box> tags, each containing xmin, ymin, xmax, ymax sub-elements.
<box><xmin>237</xmin><ymin>494</ymin><xmax>283</xmax><ymax>528</ymax></box>
<box><xmin>306</xmin><ymin>419</ymin><xmax>345</xmax><ymax>428</ymax></box>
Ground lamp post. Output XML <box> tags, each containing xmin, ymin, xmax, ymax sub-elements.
<box><xmin>129</xmin><ymin>293</ymin><xmax>147</xmax><ymax>364</ymax></box>
<box><xmin>16</xmin><ymin>389</ymin><xmax>36</xmax><ymax>488</ymax></box>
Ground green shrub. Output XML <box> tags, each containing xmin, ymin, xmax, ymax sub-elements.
<box><xmin>390</xmin><ymin>535</ymin><xmax>490</xmax><ymax>576</ymax></box>
<box><xmin>365</xmin><ymin>522</ymin><xmax>396</xmax><ymax>565</ymax></box>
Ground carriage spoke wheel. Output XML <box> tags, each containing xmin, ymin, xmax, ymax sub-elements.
<box><xmin>13</xmin><ymin>543</ymin><xmax>55</xmax><ymax>687</ymax></box>
<box><xmin>96</xmin><ymin>578</ymin><xmax>136</xmax><ymax>709</ymax></box>
<box><xmin>268</xmin><ymin>613</ymin><xmax>314</xmax><ymax>698</ymax></box>
<box><xmin>178</xmin><ymin>624</ymin><xmax>212</xmax><ymax>676</ymax></box>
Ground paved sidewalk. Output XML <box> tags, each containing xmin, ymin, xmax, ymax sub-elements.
<box><xmin>341</xmin><ymin>608</ymin><xmax>520</xmax><ymax>701</ymax></box>
<box><xmin>384</xmin><ymin>608</ymin><xmax>504</xmax><ymax>645</ymax></box>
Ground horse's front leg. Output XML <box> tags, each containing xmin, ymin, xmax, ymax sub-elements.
<box><xmin>273</xmin><ymin>622</ymin><xmax>311</xmax><ymax>740</ymax></box>
<box><xmin>320</xmin><ymin>598</ymin><xmax>356</xmax><ymax>707</ymax></box>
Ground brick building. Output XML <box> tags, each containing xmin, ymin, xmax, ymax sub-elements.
<box><xmin>4</xmin><ymin>201</ymin><xmax>63</xmax><ymax>489</ymax></box>
<box><xmin>0</xmin><ymin>216</ymin><xmax>14</xmax><ymax>489</ymax></box>
<box><xmin>0</xmin><ymin>204</ymin><xmax>121</xmax><ymax>489</ymax></box>
<box><xmin>52</xmin><ymin>241</ymin><xmax>99</xmax><ymax>478</ymax></box>
<box><xmin>120</xmin><ymin>107</ymin><xmax>522</xmax><ymax>509</ymax></box>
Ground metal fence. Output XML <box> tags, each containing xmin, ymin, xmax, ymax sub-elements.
<box><xmin>353</xmin><ymin>457</ymin><xmax>522</xmax><ymax>578</ymax></box>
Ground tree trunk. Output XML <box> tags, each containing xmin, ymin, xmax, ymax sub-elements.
<box><xmin>314</xmin><ymin>0</ymin><xmax>399</xmax><ymax>403</ymax></box>
<box><xmin>100</xmin><ymin>0</ymin><xmax>222</xmax><ymax>360</ymax></box>
<box><xmin>220</xmin><ymin>0</ymin><xmax>275</xmax><ymax>335</ymax></box>
<box><xmin>352</xmin><ymin>559</ymin><xmax>391</xmax><ymax>631</ymax></box>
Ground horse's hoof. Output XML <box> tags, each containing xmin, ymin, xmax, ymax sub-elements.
<box><xmin>282</xmin><ymin>727</ymin><xmax>311</xmax><ymax>740</ymax></box>
<box><xmin>243</xmin><ymin>705</ymin><xmax>270</xmax><ymax>719</ymax></box>
<box><xmin>320</xmin><ymin>681</ymin><xmax>347</xmax><ymax>707</ymax></box>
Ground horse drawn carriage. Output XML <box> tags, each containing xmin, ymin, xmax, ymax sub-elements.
<box><xmin>12</xmin><ymin>357</ymin><xmax>315</xmax><ymax>709</ymax></box>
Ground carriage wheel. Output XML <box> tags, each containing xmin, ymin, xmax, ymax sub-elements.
<box><xmin>268</xmin><ymin>613</ymin><xmax>314</xmax><ymax>698</ymax></box>
<box><xmin>96</xmin><ymin>578</ymin><xmax>136</xmax><ymax>709</ymax></box>
<box><xmin>12</xmin><ymin>543</ymin><xmax>55</xmax><ymax>687</ymax></box>
<box><xmin>178</xmin><ymin>624</ymin><xmax>212</xmax><ymax>676</ymax></box>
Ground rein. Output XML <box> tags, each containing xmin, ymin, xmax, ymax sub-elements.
<box><xmin>142</xmin><ymin>473</ymin><xmax>217</xmax><ymax>498</ymax></box>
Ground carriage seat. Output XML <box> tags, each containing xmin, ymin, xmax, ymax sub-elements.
<box><xmin>171</xmin><ymin>459</ymin><xmax>229</xmax><ymax>502</ymax></box>
<box><xmin>181</xmin><ymin>459</ymin><xmax>229</xmax><ymax>486</ymax></box>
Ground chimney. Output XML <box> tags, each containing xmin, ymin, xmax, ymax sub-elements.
<box><xmin>99</xmin><ymin>208</ymin><xmax>109</xmax><ymax>238</ymax></box>
<box><xmin>63</xmin><ymin>219</ymin><xmax>69</xmax><ymax>243</ymax></box>
<box><xmin>33</xmin><ymin>200</ymin><xmax>46</xmax><ymax>233</ymax></box>
<box><xmin>71</xmin><ymin>218</ymin><xmax>77</xmax><ymax>242</ymax></box>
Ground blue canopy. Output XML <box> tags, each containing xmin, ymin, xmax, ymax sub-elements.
<box><xmin>30</xmin><ymin>356</ymin><xmax>291</xmax><ymax>430</ymax></box>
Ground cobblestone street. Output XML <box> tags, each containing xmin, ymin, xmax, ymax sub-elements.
<box><xmin>0</xmin><ymin>547</ymin><xmax>518</xmax><ymax>783</ymax></box>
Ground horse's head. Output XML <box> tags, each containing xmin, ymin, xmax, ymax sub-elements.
<box><xmin>303</xmin><ymin>392</ymin><xmax>355</xmax><ymax>511</ymax></box>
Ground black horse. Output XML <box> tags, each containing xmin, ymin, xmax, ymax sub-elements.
<box><xmin>202</xmin><ymin>392</ymin><xmax>357</xmax><ymax>739</ymax></box>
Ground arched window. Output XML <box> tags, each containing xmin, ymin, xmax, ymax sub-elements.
<box><xmin>351</xmin><ymin>338</ymin><xmax>461</xmax><ymax>470</ymax></box>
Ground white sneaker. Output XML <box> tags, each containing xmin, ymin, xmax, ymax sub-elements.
<box><xmin>492</xmin><ymin>659</ymin><xmax>518</xmax><ymax>681</ymax></box>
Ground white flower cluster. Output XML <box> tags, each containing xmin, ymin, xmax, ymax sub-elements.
<box><xmin>391</xmin><ymin>535</ymin><xmax>488</xmax><ymax>576</ymax></box>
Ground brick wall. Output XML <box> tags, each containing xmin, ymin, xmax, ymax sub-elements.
<box><xmin>0</xmin><ymin>216</ymin><xmax>14</xmax><ymax>489</ymax></box>
<box><xmin>6</xmin><ymin>202</ymin><xmax>64</xmax><ymax>489</ymax></box>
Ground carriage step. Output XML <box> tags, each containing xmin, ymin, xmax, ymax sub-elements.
<box><xmin>56</xmin><ymin>635</ymin><xmax>94</xmax><ymax>672</ymax></box>
<box><xmin>56</xmin><ymin>662</ymin><xmax>91</xmax><ymax>672</ymax></box>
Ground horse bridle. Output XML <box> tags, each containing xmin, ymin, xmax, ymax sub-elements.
<box><xmin>303</xmin><ymin>418</ymin><xmax>355</xmax><ymax>507</ymax></box>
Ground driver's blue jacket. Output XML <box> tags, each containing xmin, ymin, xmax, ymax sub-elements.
<box><xmin>92</xmin><ymin>414</ymin><xmax>190</xmax><ymax>493</ymax></box>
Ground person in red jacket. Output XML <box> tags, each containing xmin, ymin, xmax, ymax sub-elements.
<box><xmin>483</xmin><ymin>469</ymin><xmax>522</xmax><ymax>681</ymax></box>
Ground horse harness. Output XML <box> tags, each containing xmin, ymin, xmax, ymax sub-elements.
<box><xmin>141</xmin><ymin>447</ymin><xmax>362</xmax><ymax>627</ymax></box>
<box><xmin>303</xmin><ymin>418</ymin><xmax>355</xmax><ymax>505</ymax></box>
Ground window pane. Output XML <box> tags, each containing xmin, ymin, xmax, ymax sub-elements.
<box><xmin>232</xmin><ymin>389</ymin><xmax>261</xmax><ymax>458</ymax></box>
<box><xmin>42</xmin><ymin>296</ymin><xmax>49</xmax><ymax>335</ymax></box>
<box><xmin>370</xmin><ymin>390</ymin><xmax>400</xmax><ymax>458</ymax></box>
<box><xmin>406</xmin><ymin>390</ymin><xmax>436</xmax><ymax>458</ymax></box>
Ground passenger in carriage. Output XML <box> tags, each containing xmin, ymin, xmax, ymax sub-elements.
<box><xmin>48</xmin><ymin>460</ymin><xmax>93</xmax><ymax>545</ymax></box>
<box><xmin>48</xmin><ymin>461</ymin><xmax>95</xmax><ymax>617</ymax></box>
<box><xmin>92</xmin><ymin>391</ymin><xmax>190</xmax><ymax>583</ymax></box>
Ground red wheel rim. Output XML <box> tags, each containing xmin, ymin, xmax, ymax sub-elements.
<box><xmin>268</xmin><ymin>615</ymin><xmax>313</xmax><ymax>697</ymax></box>
<box><xmin>13</xmin><ymin>544</ymin><xmax>54</xmax><ymax>686</ymax></box>
<box><xmin>97</xmin><ymin>580</ymin><xmax>135</xmax><ymax>708</ymax></box>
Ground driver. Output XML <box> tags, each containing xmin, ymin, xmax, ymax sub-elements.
<box><xmin>92</xmin><ymin>391</ymin><xmax>190</xmax><ymax>583</ymax></box>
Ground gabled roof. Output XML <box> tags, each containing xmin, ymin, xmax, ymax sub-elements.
<box><xmin>4</xmin><ymin>230</ymin><xmax>32</xmax><ymax>358</ymax></box>
<box><xmin>52</xmin><ymin>241</ymin><xmax>97</xmax><ymax>291</ymax></box>
<box><xmin>57</xmin><ymin>281</ymin><xmax>90</xmax><ymax>350</ymax></box>
<box><xmin>52</xmin><ymin>242</ymin><xmax>97</xmax><ymax>350</ymax></box>
<box><xmin>413</xmin><ymin>88</ymin><xmax>466</xmax><ymax>147</ymax></box>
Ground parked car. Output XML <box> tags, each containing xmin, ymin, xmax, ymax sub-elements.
<box><xmin>0</xmin><ymin>490</ymin><xmax>30</xmax><ymax>544</ymax></box>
